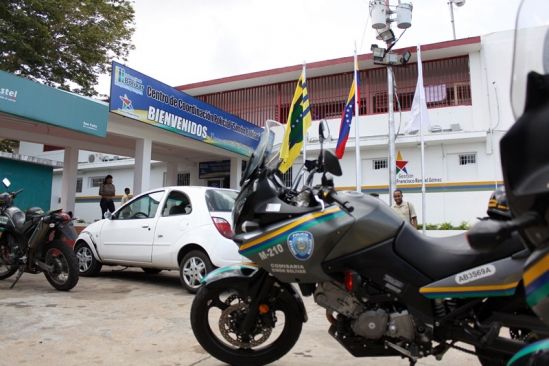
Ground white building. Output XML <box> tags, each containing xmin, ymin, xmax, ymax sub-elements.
<box><xmin>18</xmin><ymin>30</ymin><xmax>516</xmax><ymax>225</ymax></box>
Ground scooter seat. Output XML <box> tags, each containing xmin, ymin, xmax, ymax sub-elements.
<box><xmin>394</xmin><ymin>224</ymin><xmax>525</xmax><ymax>281</ymax></box>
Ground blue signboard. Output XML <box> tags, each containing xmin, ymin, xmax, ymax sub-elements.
<box><xmin>109</xmin><ymin>62</ymin><xmax>262</xmax><ymax>157</ymax></box>
<box><xmin>0</xmin><ymin>70</ymin><xmax>108</xmax><ymax>137</ymax></box>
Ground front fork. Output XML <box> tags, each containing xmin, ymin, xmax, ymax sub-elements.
<box><xmin>239</xmin><ymin>270</ymin><xmax>277</xmax><ymax>334</ymax></box>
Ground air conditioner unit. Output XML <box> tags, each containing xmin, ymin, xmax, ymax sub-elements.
<box><xmin>450</xmin><ymin>123</ymin><xmax>462</xmax><ymax>131</ymax></box>
<box><xmin>430</xmin><ymin>125</ymin><xmax>443</xmax><ymax>133</ymax></box>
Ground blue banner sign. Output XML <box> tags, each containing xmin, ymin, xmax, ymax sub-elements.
<box><xmin>199</xmin><ymin>160</ymin><xmax>230</xmax><ymax>179</ymax></box>
<box><xmin>0</xmin><ymin>70</ymin><xmax>108</xmax><ymax>137</ymax></box>
<box><xmin>109</xmin><ymin>62</ymin><xmax>262</xmax><ymax>157</ymax></box>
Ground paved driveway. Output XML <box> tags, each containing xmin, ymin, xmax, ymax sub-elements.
<box><xmin>0</xmin><ymin>268</ymin><xmax>481</xmax><ymax>365</ymax></box>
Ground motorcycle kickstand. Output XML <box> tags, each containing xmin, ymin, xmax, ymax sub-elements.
<box><xmin>408</xmin><ymin>359</ymin><xmax>417</xmax><ymax>366</ymax></box>
<box><xmin>9</xmin><ymin>266</ymin><xmax>25</xmax><ymax>289</ymax></box>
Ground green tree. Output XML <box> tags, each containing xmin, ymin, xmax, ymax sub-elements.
<box><xmin>0</xmin><ymin>0</ymin><xmax>135</xmax><ymax>96</ymax></box>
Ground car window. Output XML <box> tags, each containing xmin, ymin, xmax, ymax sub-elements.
<box><xmin>162</xmin><ymin>190</ymin><xmax>192</xmax><ymax>216</ymax></box>
<box><xmin>117</xmin><ymin>191</ymin><xmax>164</xmax><ymax>220</ymax></box>
<box><xmin>205</xmin><ymin>190</ymin><xmax>237</xmax><ymax>212</ymax></box>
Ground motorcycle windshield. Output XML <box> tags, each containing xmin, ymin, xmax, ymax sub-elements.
<box><xmin>240</xmin><ymin>120</ymin><xmax>279</xmax><ymax>185</ymax></box>
<box><xmin>510</xmin><ymin>0</ymin><xmax>549</xmax><ymax>117</ymax></box>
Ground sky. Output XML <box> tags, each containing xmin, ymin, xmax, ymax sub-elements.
<box><xmin>96</xmin><ymin>0</ymin><xmax>523</xmax><ymax>95</ymax></box>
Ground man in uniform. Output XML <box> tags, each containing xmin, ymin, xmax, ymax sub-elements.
<box><xmin>392</xmin><ymin>189</ymin><xmax>417</xmax><ymax>228</ymax></box>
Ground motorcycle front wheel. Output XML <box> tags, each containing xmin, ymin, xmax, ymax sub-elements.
<box><xmin>190</xmin><ymin>283</ymin><xmax>303</xmax><ymax>366</ymax></box>
<box><xmin>43</xmin><ymin>240</ymin><xmax>79</xmax><ymax>291</ymax></box>
<box><xmin>0</xmin><ymin>238</ymin><xmax>17</xmax><ymax>280</ymax></box>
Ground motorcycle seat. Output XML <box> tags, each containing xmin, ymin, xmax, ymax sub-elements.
<box><xmin>394</xmin><ymin>224</ymin><xmax>525</xmax><ymax>281</ymax></box>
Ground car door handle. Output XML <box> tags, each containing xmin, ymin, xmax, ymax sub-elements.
<box><xmin>157</xmin><ymin>234</ymin><xmax>163</xmax><ymax>238</ymax></box>
<box><xmin>141</xmin><ymin>225</ymin><xmax>149</xmax><ymax>229</ymax></box>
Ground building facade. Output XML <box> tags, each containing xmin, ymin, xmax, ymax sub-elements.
<box><xmin>20</xmin><ymin>31</ymin><xmax>516</xmax><ymax>225</ymax></box>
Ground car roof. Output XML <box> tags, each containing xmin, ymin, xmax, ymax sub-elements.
<box><xmin>139</xmin><ymin>186</ymin><xmax>239</xmax><ymax>196</ymax></box>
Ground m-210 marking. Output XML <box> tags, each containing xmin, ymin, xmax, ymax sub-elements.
<box><xmin>258</xmin><ymin>244</ymin><xmax>284</xmax><ymax>260</ymax></box>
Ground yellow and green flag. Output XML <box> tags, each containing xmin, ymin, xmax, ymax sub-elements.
<box><xmin>279</xmin><ymin>69</ymin><xmax>312</xmax><ymax>173</ymax></box>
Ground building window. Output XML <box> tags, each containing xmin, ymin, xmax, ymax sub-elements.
<box><xmin>459</xmin><ymin>153</ymin><xmax>476</xmax><ymax>166</ymax></box>
<box><xmin>76</xmin><ymin>178</ymin><xmax>83</xmax><ymax>193</ymax></box>
<box><xmin>177</xmin><ymin>172</ymin><xmax>190</xmax><ymax>186</ymax></box>
<box><xmin>90</xmin><ymin>176</ymin><xmax>104</xmax><ymax>188</ymax></box>
<box><xmin>281</xmin><ymin>167</ymin><xmax>292</xmax><ymax>187</ymax></box>
<box><xmin>373</xmin><ymin>158</ymin><xmax>388</xmax><ymax>170</ymax></box>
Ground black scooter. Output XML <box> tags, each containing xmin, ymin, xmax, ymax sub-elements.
<box><xmin>0</xmin><ymin>178</ymin><xmax>79</xmax><ymax>291</ymax></box>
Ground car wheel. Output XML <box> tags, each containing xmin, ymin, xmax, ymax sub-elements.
<box><xmin>180</xmin><ymin>250</ymin><xmax>213</xmax><ymax>293</ymax></box>
<box><xmin>142</xmin><ymin>268</ymin><xmax>162</xmax><ymax>274</ymax></box>
<box><xmin>75</xmin><ymin>241</ymin><xmax>102</xmax><ymax>277</ymax></box>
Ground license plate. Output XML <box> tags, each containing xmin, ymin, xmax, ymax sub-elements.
<box><xmin>0</xmin><ymin>216</ymin><xmax>8</xmax><ymax>225</ymax></box>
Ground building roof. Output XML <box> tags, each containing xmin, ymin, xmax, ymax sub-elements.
<box><xmin>177</xmin><ymin>36</ymin><xmax>481</xmax><ymax>96</ymax></box>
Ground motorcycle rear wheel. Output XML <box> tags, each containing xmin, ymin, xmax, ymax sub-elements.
<box><xmin>190</xmin><ymin>284</ymin><xmax>302</xmax><ymax>366</ymax></box>
<box><xmin>43</xmin><ymin>240</ymin><xmax>79</xmax><ymax>291</ymax></box>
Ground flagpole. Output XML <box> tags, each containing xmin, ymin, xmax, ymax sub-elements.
<box><xmin>302</xmin><ymin>63</ymin><xmax>307</xmax><ymax>175</ymax></box>
<box><xmin>354</xmin><ymin>44</ymin><xmax>362</xmax><ymax>192</ymax></box>
<box><xmin>418</xmin><ymin>45</ymin><xmax>427</xmax><ymax>235</ymax></box>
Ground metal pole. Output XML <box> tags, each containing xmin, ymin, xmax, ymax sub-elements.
<box><xmin>448</xmin><ymin>1</ymin><xmax>456</xmax><ymax>40</ymax></box>
<box><xmin>354</xmin><ymin>46</ymin><xmax>362</xmax><ymax>192</ymax></box>
<box><xmin>387</xmin><ymin>65</ymin><xmax>396</xmax><ymax>205</ymax></box>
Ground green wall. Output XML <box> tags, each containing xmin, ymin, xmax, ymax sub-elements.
<box><xmin>0</xmin><ymin>157</ymin><xmax>53</xmax><ymax>211</ymax></box>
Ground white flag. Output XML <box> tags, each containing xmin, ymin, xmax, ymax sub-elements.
<box><xmin>405</xmin><ymin>46</ymin><xmax>431</xmax><ymax>134</ymax></box>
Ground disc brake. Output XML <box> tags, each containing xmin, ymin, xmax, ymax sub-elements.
<box><xmin>219</xmin><ymin>302</ymin><xmax>272</xmax><ymax>348</ymax></box>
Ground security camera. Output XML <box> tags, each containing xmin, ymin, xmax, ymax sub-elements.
<box><xmin>450</xmin><ymin>0</ymin><xmax>466</xmax><ymax>7</ymax></box>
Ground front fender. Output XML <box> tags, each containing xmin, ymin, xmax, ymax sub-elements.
<box><xmin>77</xmin><ymin>231</ymin><xmax>102</xmax><ymax>262</ymax></box>
<box><xmin>202</xmin><ymin>265</ymin><xmax>308</xmax><ymax>323</ymax></box>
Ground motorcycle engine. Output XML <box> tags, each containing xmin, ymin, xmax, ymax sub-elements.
<box><xmin>314</xmin><ymin>281</ymin><xmax>416</xmax><ymax>341</ymax></box>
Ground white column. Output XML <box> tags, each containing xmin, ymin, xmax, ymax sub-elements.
<box><xmin>60</xmin><ymin>146</ymin><xmax>78</xmax><ymax>213</ymax></box>
<box><xmin>189</xmin><ymin>162</ymin><xmax>200</xmax><ymax>186</ymax></box>
<box><xmin>133</xmin><ymin>138</ymin><xmax>152</xmax><ymax>195</ymax></box>
<box><xmin>166</xmin><ymin>162</ymin><xmax>178</xmax><ymax>186</ymax></box>
<box><xmin>230</xmin><ymin>157</ymin><xmax>243</xmax><ymax>189</ymax></box>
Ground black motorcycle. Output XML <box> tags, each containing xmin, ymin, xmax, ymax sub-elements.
<box><xmin>0</xmin><ymin>178</ymin><xmax>79</xmax><ymax>291</ymax></box>
<box><xmin>190</xmin><ymin>119</ymin><xmax>547</xmax><ymax>366</ymax></box>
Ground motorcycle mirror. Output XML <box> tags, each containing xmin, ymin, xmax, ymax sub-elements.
<box><xmin>103</xmin><ymin>211</ymin><xmax>113</xmax><ymax>220</ymax></box>
<box><xmin>2</xmin><ymin>178</ymin><xmax>11</xmax><ymax>188</ymax></box>
<box><xmin>467</xmin><ymin>219</ymin><xmax>513</xmax><ymax>251</ymax></box>
<box><xmin>319</xmin><ymin>121</ymin><xmax>326</xmax><ymax>144</ymax></box>
<box><xmin>322</xmin><ymin>150</ymin><xmax>342</xmax><ymax>176</ymax></box>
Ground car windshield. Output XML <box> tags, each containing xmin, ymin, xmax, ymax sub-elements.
<box><xmin>240</xmin><ymin>120</ymin><xmax>279</xmax><ymax>185</ymax></box>
<box><xmin>205</xmin><ymin>189</ymin><xmax>238</xmax><ymax>212</ymax></box>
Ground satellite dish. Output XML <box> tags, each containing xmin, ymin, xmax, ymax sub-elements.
<box><xmin>88</xmin><ymin>154</ymin><xmax>95</xmax><ymax>163</ymax></box>
<box><xmin>451</xmin><ymin>0</ymin><xmax>466</xmax><ymax>7</ymax></box>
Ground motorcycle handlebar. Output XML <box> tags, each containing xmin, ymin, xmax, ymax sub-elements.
<box><xmin>325</xmin><ymin>189</ymin><xmax>354</xmax><ymax>212</ymax></box>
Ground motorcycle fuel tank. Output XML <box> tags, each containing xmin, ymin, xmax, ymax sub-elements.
<box><xmin>237</xmin><ymin>192</ymin><xmax>402</xmax><ymax>283</ymax></box>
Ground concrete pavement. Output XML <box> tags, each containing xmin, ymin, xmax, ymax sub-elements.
<box><xmin>0</xmin><ymin>268</ymin><xmax>481</xmax><ymax>366</ymax></box>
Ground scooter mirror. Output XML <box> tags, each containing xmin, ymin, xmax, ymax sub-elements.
<box><xmin>2</xmin><ymin>178</ymin><xmax>11</xmax><ymax>188</ymax></box>
<box><xmin>103</xmin><ymin>211</ymin><xmax>113</xmax><ymax>220</ymax></box>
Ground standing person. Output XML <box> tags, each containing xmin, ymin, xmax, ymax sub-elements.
<box><xmin>392</xmin><ymin>189</ymin><xmax>417</xmax><ymax>228</ymax></box>
<box><xmin>99</xmin><ymin>175</ymin><xmax>115</xmax><ymax>219</ymax></box>
<box><xmin>121</xmin><ymin>187</ymin><xmax>131</xmax><ymax>205</ymax></box>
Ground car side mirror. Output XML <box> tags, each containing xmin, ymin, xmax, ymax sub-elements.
<box><xmin>104</xmin><ymin>211</ymin><xmax>113</xmax><ymax>220</ymax></box>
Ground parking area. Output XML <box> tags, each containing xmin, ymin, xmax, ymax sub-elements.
<box><xmin>0</xmin><ymin>268</ymin><xmax>481</xmax><ymax>366</ymax></box>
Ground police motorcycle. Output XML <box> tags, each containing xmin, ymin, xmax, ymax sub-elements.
<box><xmin>0</xmin><ymin>178</ymin><xmax>79</xmax><ymax>291</ymax></box>
<box><xmin>191</xmin><ymin>135</ymin><xmax>546</xmax><ymax>363</ymax></box>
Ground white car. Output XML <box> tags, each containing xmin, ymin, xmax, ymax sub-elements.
<box><xmin>74</xmin><ymin>186</ymin><xmax>244</xmax><ymax>292</ymax></box>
